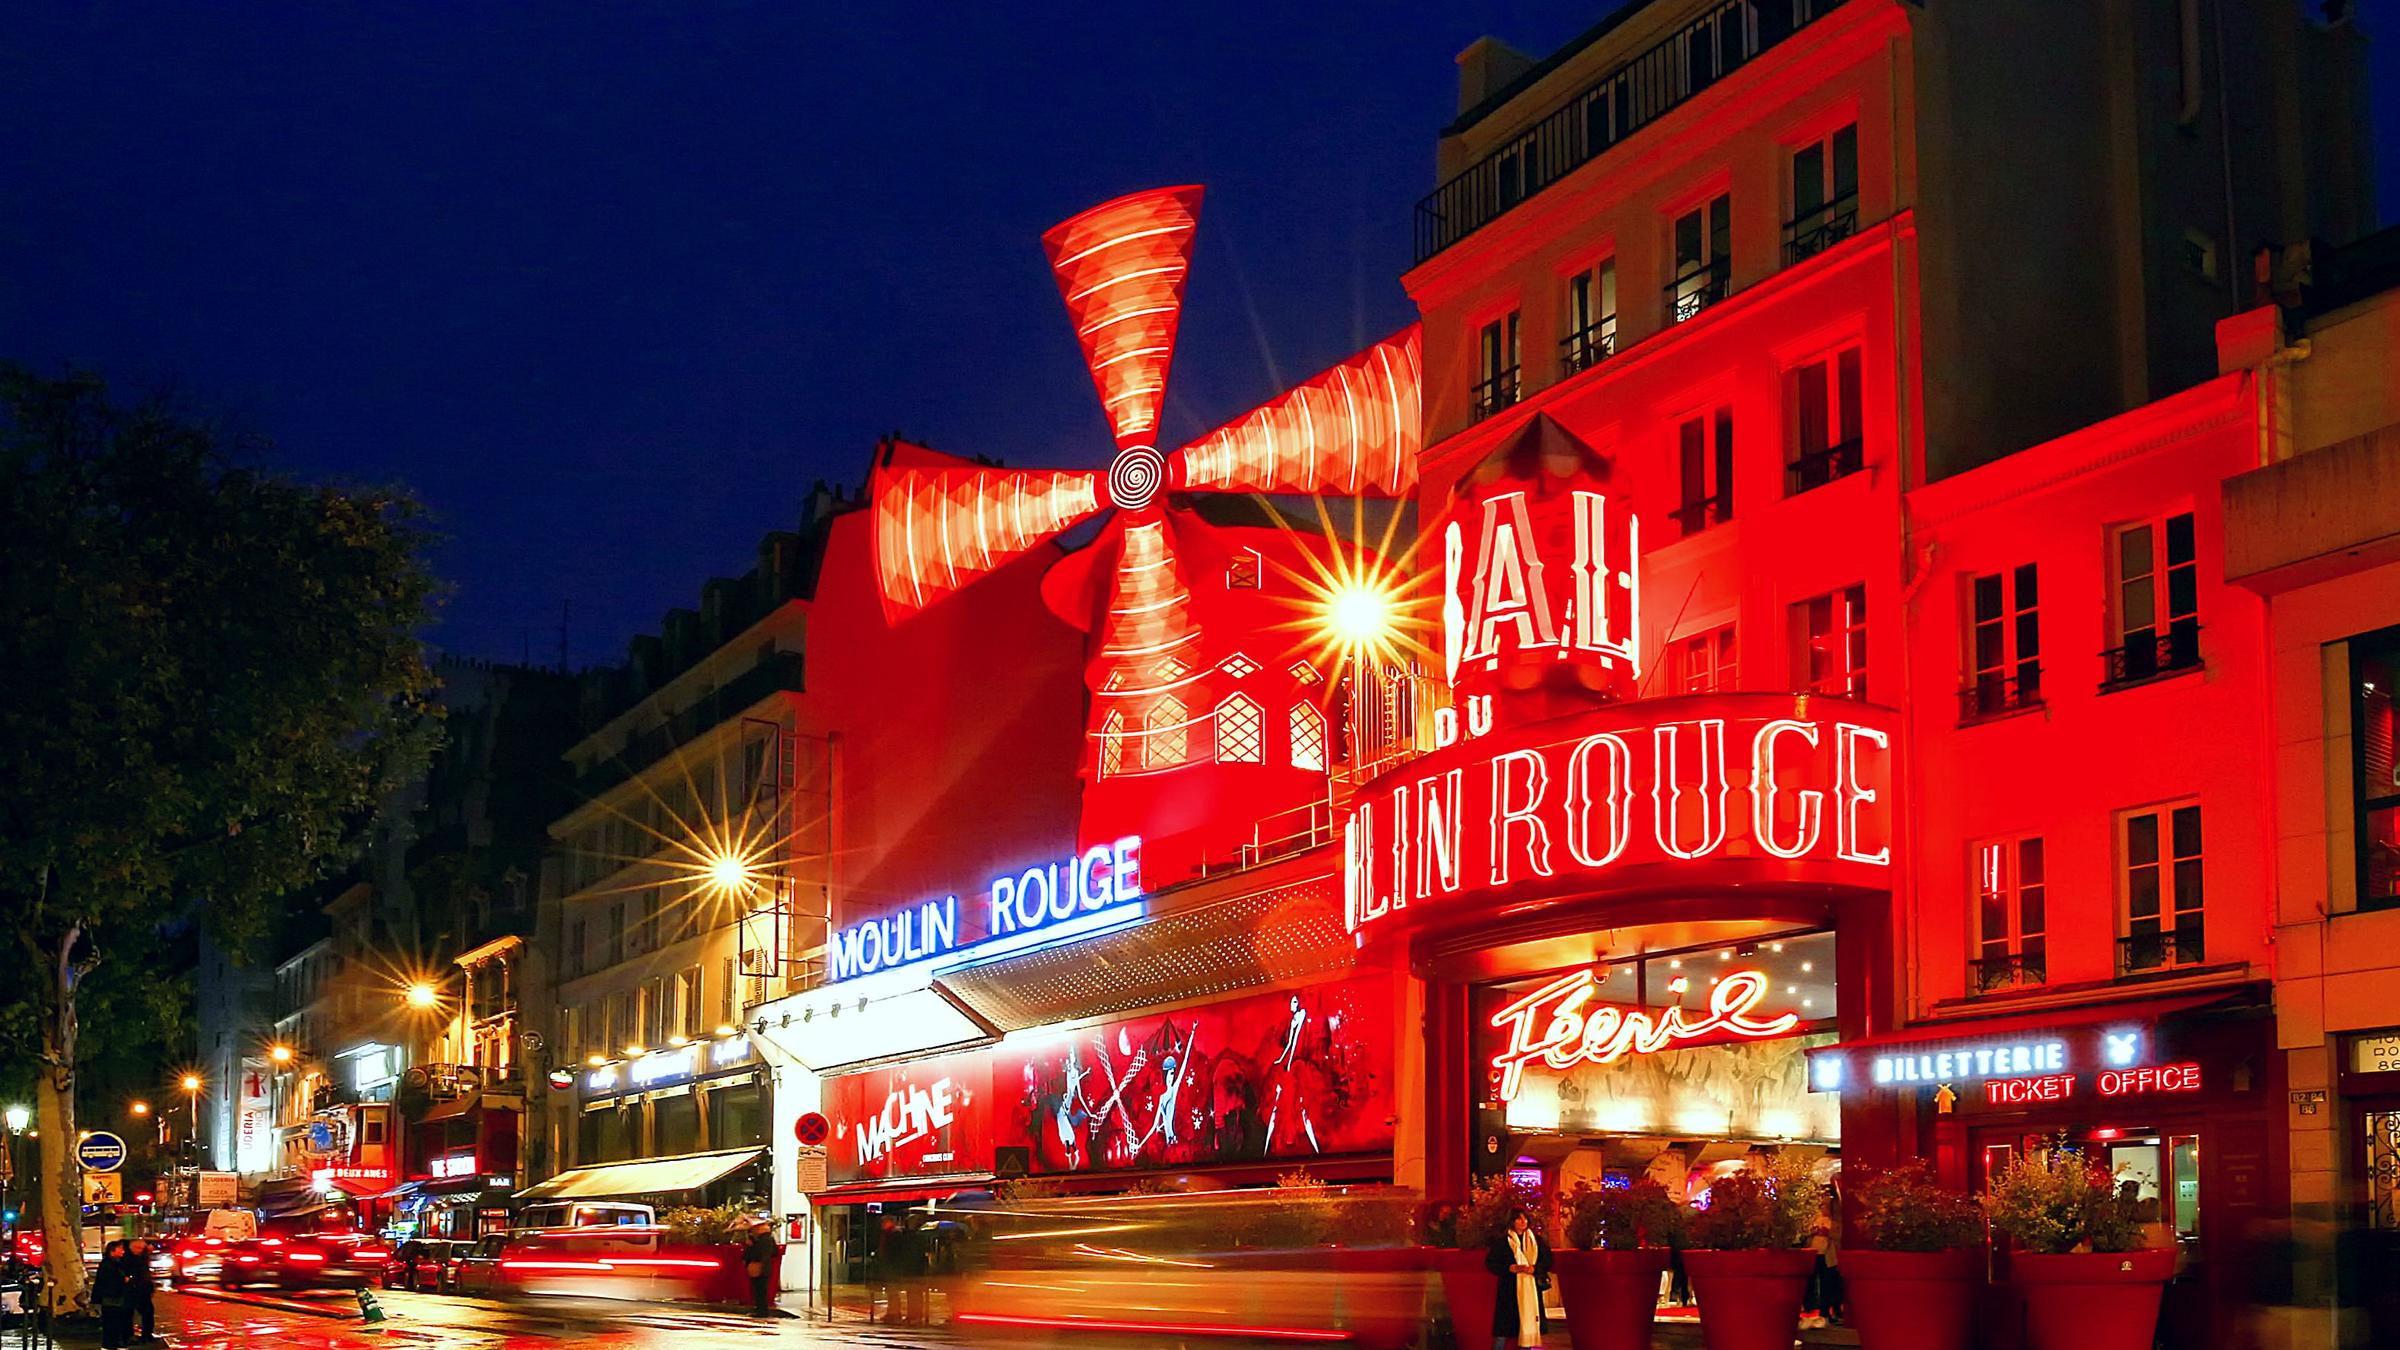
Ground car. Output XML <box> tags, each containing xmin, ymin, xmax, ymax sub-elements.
<box><xmin>219</xmin><ymin>1234</ymin><xmax>390</xmax><ymax>1290</ymax></box>
<box><xmin>442</xmin><ymin>1234</ymin><xmax>515</xmax><ymax>1296</ymax></box>
<box><xmin>169</xmin><ymin>1234</ymin><xmax>234</xmax><ymax>1284</ymax></box>
<box><xmin>380</xmin><ymin>1239</ymin><xmax>466</xmax><ymax>1293</ymax></box>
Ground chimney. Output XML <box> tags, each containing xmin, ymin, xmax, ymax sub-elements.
<box><xmin>1457</xmin><ymin>37</ymin><xmax>1535</xmax><ymax>116</ymax></box>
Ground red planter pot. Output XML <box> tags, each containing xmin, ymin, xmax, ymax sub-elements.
<box><xmin>1682</xmin><ymin>1248</ymin><xmax>1814</xmax><ymax>1350</ymax></box>
<box><xmin>1843</xmin><ymin>1247</ymin><xmax>1985</xmax><ymax>1350</ymax></box>
<box><xmin>1551</xmin><ymin>1247</ymin><xmax>1670</xmax><ymax>1350</ymax></box>
<box><xmin>2009</xmin><ymin>1247</ymin><xmax>2175</xmax><ymax>1350</ymax></box>
<box><xmin>1434</xmin><ymin>1247</ymin><xmax>1500</xmax><ymax>1349</ymax></box>
<box><xmin>1322</xmin><ymin>1248</ymin><xmax>1429</xmax><ymax>1350</ymax></box>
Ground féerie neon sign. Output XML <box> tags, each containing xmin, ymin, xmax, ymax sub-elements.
<box><xmin>1488</xmin><ymin>968</ymin><xmax>1802</xmax><ymax>1100</ymax></box>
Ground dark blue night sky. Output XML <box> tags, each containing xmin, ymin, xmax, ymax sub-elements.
<box><xmin>10</xmin><ymin>4</ymin><xmax>2395</xmax><ymax>667</ymax></box>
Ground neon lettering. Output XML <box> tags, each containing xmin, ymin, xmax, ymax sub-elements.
<box><xmin>1563</xmin><ymin>732</ymin><xmax>1633</xmax><ymax>868</ymax></box>
<box><xmin>1568</xmin><ymin>491</ymin><xmax>1639</xmax><ymax>674</ymax></box>
<box><xmin>1651</xmin><ymin>720</ymin><xmax>1729</xmax><ymax>859</ymax></box>
<box><xmin>1986</xmin><ymin>1074</ymin><xmax>2076</xmax><ymax>1106</ymax></box>
<box><xmin>1487</xmin><ymin>968</ymin><xmax>1802</xmax><ymax>1101</ymax></box>
<box><xmin>1835</xmin><ymin>722</ymin><xmax>1891</xmax><ymax>865</ymax></box>
<box><xmin>1463</xmin><ymin>492</ymin><xmax>1560</xmax><ymax>665</ymax></box>
<box><xmin>1750</xmin><ymin>719</ymin><xmax>1824</xmax><ymax>859</ymax></box>
<box><xmin>2097</xmin><ymin>1063</ymin><xmax>2202</xmax><ymax>1096</ymax></box>
<box><xmin>1489</xmin><ymin>749</ymin><xmax>1553</xmax><ymax>885</ymax></box>
<box><xmin>1414</xmin><ymin>768</ymin><xmax>1465</xmax><ymax>899</ymax></box>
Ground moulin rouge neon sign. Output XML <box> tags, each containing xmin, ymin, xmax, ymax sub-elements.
<box><xmin>1487</xmin><ymin>968</ymin><xmax>1802</xmax><ymax>1100</ymax></box>
<box><xmin>1344</xmin><ymin>700</ymin><xmax>1894</xmax><ymax>935</ymax></box>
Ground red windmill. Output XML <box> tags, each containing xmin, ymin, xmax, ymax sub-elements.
<box><xmin>871</xmin><ymin>186</ymin><xmax>1424</xmax><ymax>792</ymax></box>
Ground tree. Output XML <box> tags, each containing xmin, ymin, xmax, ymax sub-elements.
<box><xmin>0</xmin><ymin>367</ymin><xmax>438</xmax><ymax>1310</ymax></box>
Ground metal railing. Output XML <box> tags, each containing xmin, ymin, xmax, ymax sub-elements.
<box><xmin>2100</xmin><ymin>624</ymin><xmax>2201</xmax><ymax>690</ymax></box>
<box><xmin>2118</xmin><ymin>929</ymin><xmax>2205</xmax><ymax>976</ymax></box>
<box><xmin>1471</xmin><ymin>366</ymin><xmax>1523</xmax><ymax>422</ymax></box>
<box><xmin>1560</xmin><ymin>320</ymin><xmax>1618</xmax><ymax>377</ymax></box>
<box><xmin>1670</xmin><ymin>491</ymin><xmax>1732</xmax><ymax>536</ymax></box>
<box><xmin>1969</xmin><ymin>951</ymin><xmax>2046</xmax><ymax>995</ymax></box>
<box><xmin>1784</xmin><ymin>191</ymin><xmax>1860</xmax><ymax>265</ymax></box>
<box><xmin>1413</xmin><ymin>0</ymin><xmax>1851</xmax><ymax>262</ymax></box>
<box><xmin>1785</xmin><ymin>436</ymin><xmax>1863</xmax><ymax>494</ymax></box>
<box><xmin>1959</xmin><ymin>666</ymin><xmax>2044</xmax><ymax>723</ymax></box>
<box><xmin>1665</xmin><ymin>257</ymin><xmax>1733</xmax><ymax>324</ymax></box>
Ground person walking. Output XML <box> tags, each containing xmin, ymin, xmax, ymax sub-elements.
<box><xmin>123</xmin><ymin>1236</ymin><xmax>158</xmax><ymax>1342</ymax></box>
<box><xmin>93</xmin><ymin>1241</ymin><xmax>134</xmax><ymax>1350</ymax></box>
<box><xmin>1805</xmin><ymin>1185</ymin><xmax>1844</xmax><ymax>1329</ymax></box>
<box><xmin>740</xmin><ymin>1218</ymin><xmax>780</xmax><ymax>1318</ymax></box>
<box><xmin>1483</xmin><ymin>1209</ymin><xmax>1551</xmax><ymax>1350</ymax></box>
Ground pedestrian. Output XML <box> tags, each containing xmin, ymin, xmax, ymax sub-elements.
<box><xmin>1482</xmin><ymin>1209</ymin><xmax>1550</xmax><ymax>1350</ymax></box>
<box><xmin>93</xmin><ymin>1241</ymin><xmax>134</xmax><ymax>1350</ymax></box>
<box><xmin>124</xmin><ymin>1236</ymin><xmax>157</xmax><ymax>1342</ymax></box>
<box><xmin>1805</xmin><ymin>1184</ymin><xmax>1843</xmax><ymax>1328</ymax></box>
<box><xmin>740</xmin><ymin>1218</ymin><xmax>779</xmax><ymax>1318</ymax></box>
<box><xmin>897</xmin><ymin>1213</ymin><xmax>930</xmax><ymax>1326</ymax></box>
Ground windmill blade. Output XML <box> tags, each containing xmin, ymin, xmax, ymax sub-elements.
<box><xmin>870</xmin><ymin>465</ymin><xmax>1106</xmax><ymax>620</ymax></box>
<box><xmin>1042</xmin><ymin>186</ymin><xmax>1204</xmax><ymax>457</ymax></box>
<box><xmin>1174</xmin><ymin>324</ymin><xmax>1423</xmax><ymax>497</ymax></box>
<box><xmin>1088</xmin><ymin>515</ymin><xmax>1208</xmax><ymax>773</ymax></box>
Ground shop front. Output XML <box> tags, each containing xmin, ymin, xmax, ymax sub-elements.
<box><xmin>519</xmin><ymin>1033</ymin><xmax>771</xmax><ymax>1212</ymax></box>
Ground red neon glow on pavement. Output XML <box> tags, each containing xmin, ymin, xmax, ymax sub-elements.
<box><xmin>1487</xmin><ymin>967</ymin><xmax>1803</xmax><ymax>1100</ymax></box>
<box><xmin>957</xmin><ymin>1311</ymin><xmax>1351</xmax><ymax>1342</ymax></box>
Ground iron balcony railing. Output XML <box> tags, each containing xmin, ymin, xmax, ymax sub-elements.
<box><xmin>1959</xmin><ymin>665</ymin><xmax>2044</xmax><ymax>723</ymax></box>
<box><xmin>1666</xmin><ymin>257</ymin><xmax>1733</xmax><ymax>324</ymax></box>
<box><xmin>1786</xmin><ymin>436</ymin><xmax>1863</xmax><ymax>495</ymax></box>
<box><xmin>2100</xmin><ymin>623</ymin><xmax>2201</xmax><ymax>691</ymax></box>
<box><xmin>1969</xmin><ymin>951</ymin><xmax>2046</xmax><ymax>995</ymax></box>
<box><xmin>1669</xmin><ymin>491</ymin><xmax>1732</xmax><ymax>536</ymax></box>
<box><xmin>1471</xmin><ymin>366</ymin><xmax>1523</xmax><ymax>422</ymax></box>
<box><xmin>2118</xmin><ymin>928</ymin><xmax>2205</xmax><ymax>976</ymax></box>
<box><xmin>1413</xmin><ymin>1</ymin><xmax>1852</xmax><ymax>263</ymax></box>
<box><xmin>1784</xmin><ymin>191</ymin><xmax>1860</xmax><ymax>265</ymax></box>
<box><xmin>1560</xmin><ymin>320</ymin><xmax>1618</xmax><ymax>377</ymax></box>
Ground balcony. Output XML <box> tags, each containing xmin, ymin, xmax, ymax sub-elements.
<box><xmin>2118</xmin><ymin>928</ymin><xmax>2205</xmax><ymax>976</ymax></box>
<box><xmin>1670</xmin><ymin>491</ymin><xmax>1732</xmax><ymax>537</ymax></box>
<box><xmin>1560</xmin><ymin>321</ymin><xmax>1617</xmax><ymax>378</ymax></box>
<box><xmin>1785</xmin><ymin>437</ymin><xmax>1862</xmax><ymax>495</ymax></box>
<box><xmin>1665</xmin><ymin>258</ymin><xmax>1732</xmax><ymax>324</ymax></box>
<box><xmin>1969</xmin><ymin>952</ymin><xmax>2046</xmax><ymax>996</ymax></box>
<box><xmin>2099</xmin><ymin>623</ymin><xmax>2201</xmax><ymax>692</ymax></box>
<box><xmin>1413</xmin><ymin>0</ymin><xmax>1853</xmax><ymax>263</ymax></box>
<box><xmin>1959</xmin><ymin>666</ymin><xmax>2044</xmax><ymax>724</ymax></box>
<box><xmin>1784</xmin><ymin>191</ymin><xmax>1860</xmax><ymax>266</ymax></box>
<box><xmin>1471</xmin><ymin>367</ymin><xmax>1523</xmax><ymax>422</ymax></box>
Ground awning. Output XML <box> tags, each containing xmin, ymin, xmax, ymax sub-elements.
<box><xmin>416</xmin><ymin>1095</ymin><xmax>480</xmax><ymax>1124</ymax></box>
<box><xmin>809</xmin><ymin>1173</ymin><xmax>995</xmax><ymax>1207</ymax></box>
<box><xmin>515</xmin><ymin>1147</ymin><xmax>761</xmax><ymax>1202</ymax></box>
<box><xmin>367</xmin><ymin>1180</ymin><xmax>427</xmax><ymax>1202</ymax></box>
<box><xmin>1812</xmin><ymin>990</ymin><xmax>2241</xmax><ymax>1058</ymax></box>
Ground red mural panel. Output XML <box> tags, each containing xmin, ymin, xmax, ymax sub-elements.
<box><xmin>995</xmin><ymin>973</ymin><xmax>1395</xmax><ymax>1175</ymax></box>
<box><xmin>824</xmin><ymin>1050</ymin><xmax>996</xmax><ymax>1185</ymax></box>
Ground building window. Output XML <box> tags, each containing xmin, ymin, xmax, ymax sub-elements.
<box><xmin>1784</xmin><ymin>347</ymin><xmax>1863</xmax><ymax>494</ymax></box>
<box><xmin>2105</xmin><ymin>511</ymin><xmax>2200</xmax><ymax>688</ymax></box>
<box><xmin>1673</xmin><ymin>407</ymin><xmax>1734</xmax><ymax>536</ymax></box>
<box><xmin>639</xmin><ymin>888</ymin><xmax>661</xmax><ymax>953</ymax></box>
<box><xmin>2353</xmin><ymin>628</ymin><xmax>2400</xmax><ymax>912</ymax></box>
<box><xmin>1962</xmin><ymin>565</ymin><xmax>2041</xmax><ymax>722</ymax></box>
<box><xmin>1098</xmin><ymin>709</ymin><xmax>1125</xmax><ymax>778</ymax></box>
<box><xmin>1219</xmin><ymin>653</ymin><xmax>1259</xmax><ymax>679</ymax></box>
<box><xmin>2120</xmin><ymin>801</ymin><xmax>2204</xmax><ymax>974</ymax></box>
<box><xmin>567</xmin><ymin>921</ymin><xmax>587</xmax><ymax>980</ymax></box>
<box><xmin>560</xmin><ymin>1006</ymin><xmax>580</xmax><ymax>1065</ymax></box>
<box><xmin>1215</xmin><ymin>694</ymin><xmax>1263</xmax><ymax>764</ymax></box>
<box><xmin>1786</xmin><ymin>123</ymin><xmax>1859</xmax><ymax>264</ymax></box>
<box><xmin>1290</xmin><ymin>703</ymin><xmax>1327</xmax><ymax>772</ymax></box>
<box><xmin>1673</xmin><ymin>624</ymin><xmax>1737</xmax><ymax>694</ymax></box>
<box><xmin>644</xmin><ymin>978</ymin><xmax>668</xmax><ymax>1048</ymax></box>
<box><xmin>1145</xmin><ymin>695</ymin><xmax>1188</xmax><ymax>769</ymax></box>
<box><xmin>677</xmin><ymin>966</ymin><xmax>703</xmax><ymax>1038</ymax></box>
<box><xmin>1226</xmin><ymin>549</ymin><xmax>1262</xmax><ymax>589</ymax></box>
<box><xmin>1562</xmin><ymin>259</ymin><xmax>1617</xmax><ymax>376</ymax></box>
<box><xmin>1290</xmin><ymin>660</ymin><xmax>1322</xmax><ymax>686</ymax></box>
<box><xmin>612</xmin><ymin>990</ymin><xmax>634</xmax><ymax>1053</ymax></box>
<box><xmin>718</xmin><ymin>956</ymin><xmax>736</xmax><ymax>1024</ymax></box>
<box><xmin>1971</xmin><ymin>837</ymin><xmax>2047</xmax><ymax>993</ymax></box>
<box><xmin>1473</xmin><ymin>312</ymin><xmax>1522</xmax><ymax>421</ymax></box>
<box><xmin>1667</xmin><ymin>193</ymin><xmax>1732</xmax><ymax>323</ymax></box>
<box><xmin>1791</xmin><ymin>584</ymin><xmax>1868</xmax><ymax>699</ymax></box>
<box><xmin>606</xmin><ymin>907</ymin><xmax>626</xmax><ymax>968</ymax></box>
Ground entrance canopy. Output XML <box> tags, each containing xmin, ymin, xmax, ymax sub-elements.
<box><xmin>516</xmin><ymin>1146</ymin><xmax>760</xmax><ymax>1202</ymax></box>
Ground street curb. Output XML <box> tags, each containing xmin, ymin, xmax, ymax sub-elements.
<box><xmin>169</xmin><ymin>1285</ymin><xmax>359</xmax><ymax>1321</ymax></box>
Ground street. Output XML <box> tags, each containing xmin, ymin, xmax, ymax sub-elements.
<box><xmin>137</xmin><ymin>1288</ymin><xmax>954</xmax><ymax>1350</ymax></box>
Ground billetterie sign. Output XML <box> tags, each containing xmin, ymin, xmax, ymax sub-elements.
<box><xmin>1345</xmin><ymin>696</ymin><xmax>1893</xmax><ymax>936</ymax></box>
<box><xmin>828</xmin><ymin>835</ymin><xmax>1143</xmax><ymax>982</ymax></box>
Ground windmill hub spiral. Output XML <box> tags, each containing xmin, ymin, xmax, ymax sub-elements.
<box><xmin>1108</xmin><ymin>445</ymin><xmax>1166</xmax><ymax>512</ymax></box>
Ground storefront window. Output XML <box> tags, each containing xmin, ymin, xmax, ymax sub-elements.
<box><xmin>2353</xmin><ymin>628</ymin><xmax>2400</xmax><ymax>912</ymax></box>
<box><xmin>708</xmin><ymin>1080</ymin><xmax>767</xmax><ymax>1148</ymax></box>
<box><xmin>579</xmin><ymin>1103</ymin><xmax>634</xmax><ymax>1164</ymax></box>
<box><xmin>655</xmin><ymin>1091</ymin><xmax>701</xmax><ymax>1156</ymax></box>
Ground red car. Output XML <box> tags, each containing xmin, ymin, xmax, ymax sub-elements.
<box><xmin>219</xmin><ymin>1234</ymin><xmax>390</xmax><ymax>1290</ymax></box>
<box><xmin>169</xmin><ymin>1235</ymin><xmax>233</xmax><ymax>1283</ymax></box>
<box><xmin>380</xmin><ymin>1238</ymin><xmax>468</xmax><ymax>1292</ymax></box>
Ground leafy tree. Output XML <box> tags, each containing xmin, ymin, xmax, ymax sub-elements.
<box><xmin>0</xmin><ymin>366</ymin><xmax>439</xmax><ymax>1309</ymax></box>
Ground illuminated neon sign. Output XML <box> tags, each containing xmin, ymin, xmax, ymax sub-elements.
<box><xmin>1875</xmin><ymin>1040</ymin><xmax>2064</xmax><ymax>1086</ymax></box>
<box><xmin>2098</xmin><ymin>1063</ymin><xmax>2201</xmax><ymax>1096</ymax></box>
<box><xmin>1444</xmin><ymin>487</ymin><xmax>1640</xmax><ymax>698</ymax></box>
<box><xmin>1986</xmin><ymin>1074</ymin><xmax>2076</xmax><ymax>1106</ymax></box>
<box><xmin>854</xmin><ymin>1076</ymin><xmax>958</xmax><ymax>1167</ymax></box>
<box><xmin>1344</xmin><ymin>700</ymin><xmax>1893</xmax><ymax>935</ymax></box>
<box><xmin>827</xmin><ymin>837</ymin><xmax>1145</xmax><ymax>983</ymax></box>
<box><xmin>1487</xmin><ymin>968</ymin><xmax>1803</xmax><ymax>1100</ymax></box>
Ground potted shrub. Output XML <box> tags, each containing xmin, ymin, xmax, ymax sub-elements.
<box><xmin>1982</xmin><ymin>1145</ymin><xmax>2171</xmax><ymax>1350</ymax></box>
<box><xmin>1419</xmin><ymin>1174</ymin><xmax>1543</xmax><ymax>1350</ymax></box>
<box><xmin>1554</xmin><ymin>1180</ymin><xmax>1682</xmax><ymax>1350</ymax></box>
<box><xmin>1844</xmin><ymin>1163</ymin><xmax>1986</xmax><ymax>1350</ymax></box>
<box><xmin>1681</xmin><ymin>1156</ymin><xmax>1820</xmax><ymax>1350</ymax></box>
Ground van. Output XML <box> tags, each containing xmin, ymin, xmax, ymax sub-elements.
<box><xmin>512</xmin><ymin>1201</ymin><xmax>653</xmax><ymax>1232</ymax></box>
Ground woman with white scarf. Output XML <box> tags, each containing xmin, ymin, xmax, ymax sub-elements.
<box><xmin>1481</xmin><ymin>1208</ymin><xmax>1551</xmax><ymax>1349</ymax></box>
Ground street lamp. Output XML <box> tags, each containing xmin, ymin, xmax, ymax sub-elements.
<box><xmin>128</xmin><ymin>1101</ymin><xmax>150</xmax><ymax>1117</ymax></box>
<box><xmin>3</xmin><ymin>1106</ymin><xmax>27</xmax><ymax>1135</ymax></box>
<box><xmin>403</xmin><ymin>981</ymin><xmax>439</xmax><ymax>1010</ymax></box>
<box><xmin>268</xmin><ymin>1044</ymin><xmax>293</xmax><ymax>1066</ymax></box>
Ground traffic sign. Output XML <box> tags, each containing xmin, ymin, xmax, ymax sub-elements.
<box><xmin>77</xmin><ymin>1132</ymin><xmax>128</xmax><ymax>1173</ymax></box>
<box><xmin>795</xmin><ymin>1148</ymin><xmax>828</xmax><ymax>1195</ymax></box>
<box><xmin>82</xmin><ymin>1172</ymin><xmax>122</xmax><ymax>1205</ymax></box>
<box><xmin>794</xmin><ymin>1112</ymin><xmax>830</xmax><ymax>1147</ymax></box>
